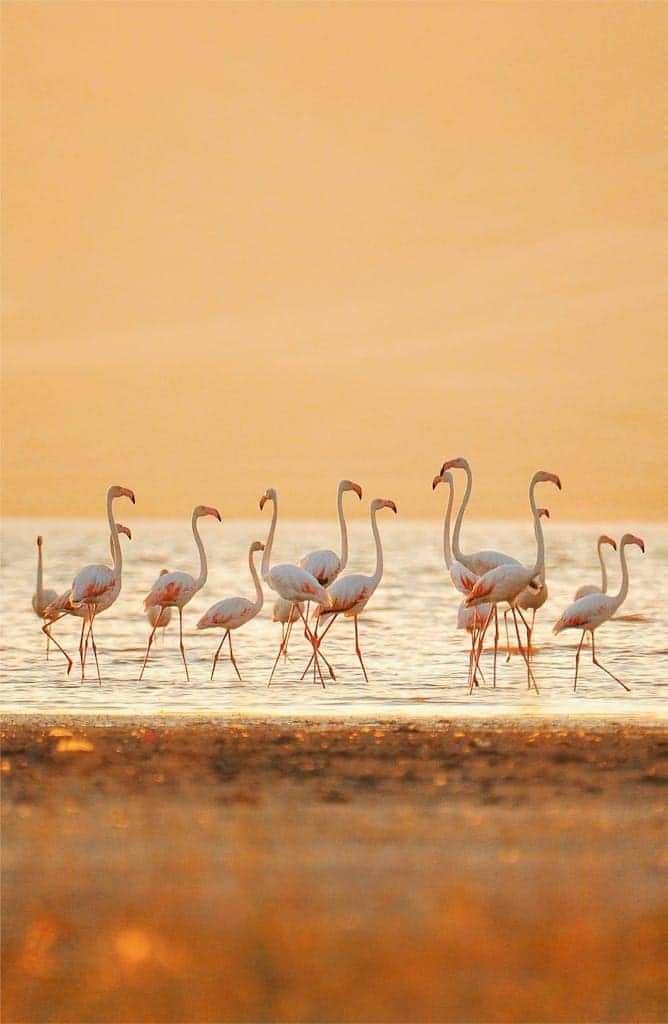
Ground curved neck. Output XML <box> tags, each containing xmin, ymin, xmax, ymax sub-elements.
<box><xmin>451</xmin><ymin>462</ymin><xmax>472</xmax><ymax>564</ymax></box>
<box><xmin>441</xmin><ymin>480</ymin><xmax>455</xmax><ymax>569</ymax></box>
<box><xmin>261</xmin><ymin>497</ymin><xmax>277</xmax><ymax>580</ymax></box>
<box><xmin>337</xmin><ymin>484</ymin><xmax>350</xmax><ymax>571</ymax></box>
<box><xmin>528</xmin><ymin>476</ymin><xmax>545</xmax><ymax>578</ymax></box>
<box><xmin>36</xmin><ymin>542</ymin><xmax>44</xmax><ymax>596</ymax></box>
<box><xmin>192</xmin><ymin>512</ymin><xmax>208</xmax><ymax>592</ymax></box>
<box><xmin>370</xmin><ymin>507</ymin><xmax>384</xmax><ymax>586</ymax></box>
<box><xmin>106</xmin><ymin>491</ymin><xmax>122</xmax><ymax>576</ymax></box>
<box><xmin>249</xmin><ymin>549</ymin><xmax>264</xmax><ymax>612</ymax></box>
<box><xmin>613</xmin><ymin>542</ymin><xmax>632</xmax><ymax>609</ymax></box>
<box><xmin>597</xmin><ymin>539</ymin><xmax>609</xmax><ymax>593</ymax></box>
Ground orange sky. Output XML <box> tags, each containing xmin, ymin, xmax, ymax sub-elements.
<box><xmin>2</xmin><ymin>2</ymin><xmax>667</xmax><ymax>519</ymax></box>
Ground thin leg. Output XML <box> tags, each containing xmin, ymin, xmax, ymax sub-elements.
<box><xmin>139</xmin><ymin>615</ymin><xmax>161</xmax><ymax>680</ymax></box>
<box><xmin>353</xmin><ymin>616</ymin><xmax>369</xmax><ymax>683</ymax></box>
<box><xmin>78</xmin><ymin>617</ymin><xmax>87</xmax><ymax>679</ymax></box>
<box><xmin>228</xmin><ymin>631</ymin><xmax>243</xmax><ymax>683</ymax></box>
<box><xmin>493</xmin><ymin>607</ymin><xmax>499</xmax><ymax>687</ymax></box>
<box><xmin>45</xmin><ymin>629</ymin><xmax>51</xmax><ymax>660</ymax></box>
<box><xmin>42</xmin><ymin>618</ymin><xmax>73</xmax><ymax>675</ymax></box>
<box><xmin>471</xmin><ymin>605</ymin><xmax>494</xmax><ymax>684</ymax></box>
<box><xmin>177</xmin><ymin>606</ymin><xmax>190</xmax><ymax>682</ymax></box>
<box><xmin>211</xmin><ymin>631</ymin><xmax>228</xmax><ymax>681</ymax></box>
<box><xmin>591</xmin><ymin>632</ymin><xmax>631</xmax><ymax>692</ymax></box>
<box><xmin>269</xmin><ymin>603</ymin><xmax>294</xmax><ymax>686</ymax></box>
<box><xmin>516</xmin><ymin>607</ymin><xmax>534</xmax><ymax>667</ymax></box>
<box><xmin>511</xmin><ymin>608</ymin><xmax>538</xmax><ymax>693</ymax></box>
<box><xmin>86</xmin><ymin>605</ymin><xmax>102</xmax><ymax>685</ymax></box>
<box><xmin>298</xmin><ymin>604</ymin><xmax>326</xmax><ymax>687</ymax></box>
<box><xmin>574</xmin><ymin>630</ymin><xmax>586</xmax><ymax>691</ymax></box>
<box><xmin>504</xmin><ymin>610</ymin><xmax>512</xmax><ymax>663</ymax></box>
<box><xmin>300</xmin><ymin>614</ymin><xmax>338</xmax><ymax>680</ymax></box>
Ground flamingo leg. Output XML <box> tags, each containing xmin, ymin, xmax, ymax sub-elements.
<box><xmin>269</xmin><ymin>603</ymin><xmax>295</xmax><ymax>686</ymax></box>
<box><xmin>493</xmin><ymin>607</ymin><xmax>499</xmax><ymax>687</ymax></box>
<box><xmin>471</xmin><ymin>605</ymin><xmax>494</xmax><ymax>687</ymax></box>
<box><xmin>511</xmin><ymin>608</ymin><xmax>538</xmax><ymax>693</ymax></box>
<box><xmin>574</xmin><ymin>630</ymin><xmax>586</xmax><ymax>691</ymax></box>
<box><xmin>139</xmin><ymin>613</ymin><xmax>161</xmax><ymax>681</ymax></box>
<box><xmin>45</xmin><ymin>628</ymin><xmax>51</xmax><ymax>660</ymax></box>
<box><xmin>298</xmin><ymin>604</ymin><xmax>326</xmax><ymax>688</ymax></box>
<box><xmin>300</xmin><ymin>614</ymin><xmax>338</xmax><ymax>680</ymax></box>
<box><xmin>177</xmin><ymin>606</ymin><xmax>190</xmax><ymax>682</ymax></box>
<box><xmin>353</xmin><ymin>615</ymin><xmax>369</xmax><ymax>683</ymax></box>
<box><xmin>86</xmin><ymin>605</ymin><xmax>102</xmax><ymax>685</ymax></box>
<box><xmin>504</xmin><ymin>610</ymin><xmax>512</xmax><ymax>663</ymax></box>
<box><xmin>42</xmin><ymin>618</ymin><xmax>73</xmax><ymax>675</ymax></box>
<box><xmin>591</xmin><ymin>632</ymin><xmax>631</xmax><ymax>692</ymax></box>
<box><xmin>228</xmin><ymin>630</ymin><xmax>243</xmax><ymax>683</ymax></box>
<box><xmin>78</xmin><ymin>617</ymin><xmax>87</xmax><ymax>679</ymax></box>
<box><xmin>211</xmin><ymin>631</ymin><xmax>228</xmax><ymax>681</ymax></box>
<box><xmin>516</xmin><ymin>607</ymin><xmax>534</xmax><ymax>667</ymax></box>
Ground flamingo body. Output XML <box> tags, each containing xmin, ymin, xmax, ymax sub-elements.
<box><xmin>272</xmin><ymin>598</ymin><xmax>303</xmax><ymax>624</ymax></box>
<box><xmin>144</xmin><ymin>570</ymin><xmax>198</xmax><ymax>610</ymax></box>
<box><xmin>553</xmin><ymin>593</ymin><xmax>616</xmax><ymax>635</ymax></box>
<box><xmin>299</xmin><ymin>550</ymin><xmax>342</xmax><ymax>586</ymax></box>
<box><xmin>323</xmin><ymin>573</ymin><xmax>374</xmax><ymax>618</ymax></box>
<box><xmin>266</xmin><ymin>563</ymin><xmax>330</xmax><ymax>606</ymax></box>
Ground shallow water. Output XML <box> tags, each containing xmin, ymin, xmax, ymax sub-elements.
<box><xmin>1</xmin><ymin>518</ymin><xmax>666</xmax><ymax>719</ymax></box>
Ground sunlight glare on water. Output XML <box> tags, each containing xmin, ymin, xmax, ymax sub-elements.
<box><xmin>1</xmin><ymin>519</ymin><xmax>666</xmax><ymax>719</ymax></box>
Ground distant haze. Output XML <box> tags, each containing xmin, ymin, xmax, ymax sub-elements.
<box><xmin>3</xmin><ymin>2</ymin><xmax>666</xmax><ymax>519</ymax></box>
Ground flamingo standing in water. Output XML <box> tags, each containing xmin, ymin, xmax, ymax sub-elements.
<box><xmin>465</xmin><ymin>471</ymin><xmax>561</xmax><ymax>693</ymax></box>
<box><xmin>573</xmin><ymin>535</ymin><xmax>618</xmax><ymax>600</ymax></box>
<box><xmin>259</xmin><ymin>488</ymin><xmax>332</xmax><ymax>687</ymax></box>
<box><xmin>32</xmin><ymin>536</ymin><xmax>58</xmax><ymax>658</ymax></box>
<box><xmin>141</xmin><ymin>505</ymin><xmax>221</xmax><ymax>681</ymax></box>
<box><xmin>307</xmin><ymin>498</ymin><xmax>398</xmax><ymax>682</ymax></box>
<box><xmin>43</xmin><ymin>524</ymin><xmax>132</xmax><ymax>678</ymax></box>
<box><xmin>507</xmin><ymin>507</ymin><xmax>550</xmax><ymax>660</ymax></box>
<box><xmin>146</xmin><ymin>571</ymin><xmax>173</xmax><ymax>639</ymax></box>
<box><xmin>197</xmin><ymin>541</ymin><xmax>264</xmax><ymax>681</ymax></box>
<box><xmin>299</xmin><ymin>479</ymin><xmax>363</xmax><ymax>584</ymax></box>
<box><xmin>553</xmin><ymin>533</ymin><xmax>644</xmax><ymax>691</ymax></box>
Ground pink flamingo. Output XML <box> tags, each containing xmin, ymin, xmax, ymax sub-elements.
<box><xmin>506</xmin><ymin>506</ymin><xmax>550</xmax><ymax>660</ymax></box>
<box><xmin>146</xmin><ymin>570</ymin><xmax>173</xmax><ymax>639</ymax></box>
<box><xmin>197</xmin><ymin>541</ymin><xmax>264</xmax><ymax>680</ymax></box>
<box><xmin>32</xmin><ymin>536</ymin><xmax>58</xmax><ymax>658</ymax></box>
<box><xmin>306</xmin><ymin>498</ymin><xmax>397</xmax><ymax>683</ymax></box>
<box><xmin>553</xmin><ymin>534</ymin><xmax>644</xmax><ymax>691</ymax></box>
<box><xmin>299</xmin><ymin>479</ymin><xmax>363</xmax><ymax>585</ymax></box>
<box><xmin>465</xmin><ymin>471</ymin><xmax>561</xmax><ymax>693</ymax></box>
<box><xmin>573</xmin><ymin>535</ymin><xmax>618</xmax><ymax>600</ymax></box>
<box><xmin>259</xmin><ymin>488</ymin><xmax>332</xmax><ymax>687</ymax></box>
<box><xmin>43</xmin><ymin>523</ymin><xmax>132</xmax><ymax>678</ymax></box>
<box><xmin>141</xmin><ymin>505</ymin><xmax>221</xmax><ymax>681</ymax></box>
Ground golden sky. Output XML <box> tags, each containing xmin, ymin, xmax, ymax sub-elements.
<box><xmin>2</xmin><ymin>2</ymin><xmax>667</xmax><ymax>519</ymax></box>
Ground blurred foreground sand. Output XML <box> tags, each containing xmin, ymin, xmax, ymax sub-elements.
<box><xmin>2</xmin><ymin>718</ymin><xmax>666</xmax><ymax>1023</ymax></box>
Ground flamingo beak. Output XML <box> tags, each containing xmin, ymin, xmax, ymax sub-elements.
<box><xmin>551</xmin><ymin>474</ymin><xmax>562</xmax><ymax>490</ymax></box>
<box><xmin>352</xmin><ymin>482</ymin><xmax>363</xmax><ymax>500</ymax></box>
<box><xmin>259</xmin><ymin>495</ymin><xmax>268</xmax><ymax>511</ymax></box>
<box><xmin>635</xmin><ymin>537</ymin><xmax>646</xmax><ymax>553</ymax></box>
<box><xmin>432</xmin><ymin>474</ymin><xmax>442</xmax><ymax>491</ymax></box>
<box><xmin>122</xmin><ymin>488</ymin><xmax>136</xmax><ymax>504</ymax></box>
<box><xmin>602</xmin><ymin>535</ymin><xmax>617</xmax><ymax>550</ymax></box>
<box><xmin>388</xmin><ymin>500</ymin><xmax>398</xmax><ymax>514</ymax></box>
<box><xmin>539</xmin><ymin>508</ymin><xmax>550</xmax><ymax>519</ymax></box>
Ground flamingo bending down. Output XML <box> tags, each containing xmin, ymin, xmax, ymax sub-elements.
<box><xmin>146</xmin><ymin>570</ymin><xmax>173</xmax><ymax>637</ymax></box>
<box><xmin>43</xmin><ymin>523</ymin><xmax>132</xmax><ymax>678</ymax></box>
<box><xmin>573</xmin><ymin>535</ymin><xmax>617</xmax><ymax>601</ymax></box>
<box><xmin>141</xmin><ymin>505</ymin><xmax>221</xmax><ymax>681</ymax></box>
<box><xmin>299</xmin><ymin>479</ymin><xmax>363</xmax><ymax>585</ymax></box>
<box><xmin>272</xmin><ymin>597</ymin><xmax>303</xmax><ymax>661</ymax></box>
<box><xmin>307</xmin><ymin>498</ymin><xmax>398</xmax><ymax>683</ymax></box>
<box><xmin>466</xmin><ymin>471</ymin><xmax>562</xmax><ymax>693</ymax></box>
<box><xmin>32</xmin><ymin>535</ymin><xmax>58</xmax><ymax>659</ymax></box>
<box><xmin>259</xmin><ymin>488</ymin><xmax>332</xmax><ymax>687</ymax></box>
<box><xmin>553</xmin><ymin>534</ymin><xmax>644</xmax><ymax>692</ymax></box>
<box><xmin>197</xmin><ymin>541</ymin><xmax>264</xmax><ymax>681</ymax></box>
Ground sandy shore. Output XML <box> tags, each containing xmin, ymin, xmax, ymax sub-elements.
<box><xmin>2</xmin><ymin>717</ymin><xmax>666</xmax><ymax>1023</ymax></box>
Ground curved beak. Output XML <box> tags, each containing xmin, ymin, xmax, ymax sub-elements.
<box><xmin>635</xmin><ymin>536</ymin><xmax>646</xmax><ymax>553</ymax></box>
<box><xmin>352</xmin><ymin>482</ymin><xmax>363</xmax><ymax>500</ymax></box>
<box><xmin>432</xmin><ymin>474</ymin><xmax>443</xmax><ymax>491</ymax></box>
<box><xmin>440</xmin><ymin>459</ymin><xmax>455</xmax><ymax>474</ymax></box>
<box><xmin>387</xmin><ymin>500</ymin><xmax>398</xmax><ymax>514</ymax></box>
<box><xmin>259</xmin><ymin>495</ymin><xmax>268</xmax><ymax>511</ymax></box>
<box><xmin>204</xmin><ymin>506</ymin><xmax>221</xmax><ymax>522</ymax></box>
<box><xmin>117</xmin><ymin>524</ymin><xmax>132</xmax><ymax>540</ymax></box>
<box><xmin>602</xmin><ymin>535</ymin><xmax>617</xmax><ymax>550</ymax></box>
<box><xmin>122</xmin><ymin>488</ymin><xmax>136</xmax><ymax>504</ymax></box>
<box><xmin>550</xmin><ymin>474</ymin><xmax>562</xmax><ymax>490</ymax></box>
<box><xmin>538</xmin><ymin>507</ymin><xmax>550</xmax><ymax>519</ymax></box>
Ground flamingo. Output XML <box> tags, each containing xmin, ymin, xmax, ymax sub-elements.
<box><xmin>465</xmin><ymin>471</ymin><xmax>562</xmax><ymax>693</ymax></box>
<box><xmin>146</xmin><ymin>571</ymin><xmax>173</xmax><ymax>638</ymax></box>
<box><xmin>259</xmin><ymin>488</ymin><xmax>332</xmax><ymax>687</ymax></box>
<box><xmin>573</xmin><ymin>535</ymin><xmax>618</xmax><ymax>600</ymax></box>
<box><xmin>272</xmin><ymin>597</ymin><xmax>303</xmax><ymax>661</ymax></box>
<box><xmin>307</xmin><ymin>498</ymin><xmax>398</xmax><ymax>683</ymax></box>
<box><xmin>553</xmin><ymin>534</ymin><xmax>644</xmax><ymax>692</ymax></box>
<box><xmin>197</xmin><ymin>541</ymin><xmax>264</xmax><ymax>681</ymax></box>
<box><xmin>32</xmin><ymin>536</ymin><xmax>58</xmax><ymax>658</ymax></box>
<box><xmin>299</xmin><ymin>479</ymin><xmax>363</xmax><ymax>584</ymax></box>
<box><xmin>43</xmin><ymin>523</ymin><xmax>132</xmax><ymax>678</ymax></box>
<box><xmin>506</xmin><ymin>507</ymin><xmax>550</xmax><ymax>659</ymax></box>
<box><xmin>141</xmin><ymin>505</ymin><xmax>221</xmax><ymax>682</ymax></box>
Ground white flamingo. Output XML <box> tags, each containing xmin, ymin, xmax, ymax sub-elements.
<box><xmin>259</xmin><ymin>488</ymin><xmax>332</xmax><ymax>687</ymax></box>
<box><xmin>299</xmin><ymin>479</ymin><xmax>363</xmax><ymax>585</ymax></box>
<box><xmin>507</xmin><ymin>506</ymin><xmax>550</xmax><ymax>659</ymax></box>
<box><xmin>141</xmin><ymin>505</ymin><xmax>221</xmax><ymax>682</ymax></box>
<box><xmin>146</xmin><ymin>570</ymin><xmax>173</xmax><ymax>638</ymax></box>
<box><xmin>43</xmin><ymin>523</ymin><xmax>132</xmax><ymax>678</ymax></box>
<box><xmin>197</xmin><ymin>541</ymin><xmax>264</xmax><ymax>681</ymax></box>
<box><xmin>32</xmin><ymin>535</ymin><xmax>58</xmax><ymax>658</ymax></box>
<box><xmin>573</xmin><ymin>535</ymin><xmax>618</xmax><ymax>600</ymax></box>
<box><xmin>553</xmin><ymin>534</ymin><xmax>644</xmax><ymax>692</ymax></box>
<box><xmin>465</xmin><ymin>471</ymin><xmax>562</xmax><ymax>693</ymax></box>
<box><xmin>307</xmin><ymin>498</ymin><xmax>398</xmax><ymax>682</ymax></box>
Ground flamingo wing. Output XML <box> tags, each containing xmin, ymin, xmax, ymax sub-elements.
<box><xmin>268</xmin><ymin>564</ymin><xmax>331</xmax><ymax>606</ymax></box>
<box><xmin>299</xmin><ymin>549</ymin><xmax>341</xmax><ymax>586</ymax></box>
<box><xmin>71</xmin><ymin>565</ymin><xmax>115</xmax><ymax>604</ymax></box>
<box><xmin>197</xmin><ymin>598</ymin><xmax>255</xmax><ymax>630</ymax></box>
<box><xmin>553</xmin><ymin>594</ymin><xmax>612</xmax><ymax>634</ymax></box>
<box><xmin>144</xmin><ymin>571</ymin><xmax>195</xmax><ymax>609</ymax></box>
<box><xmin>450</xmin><ymin>560</ymin><xmax>478</xmax><ymax>594</ymax></box>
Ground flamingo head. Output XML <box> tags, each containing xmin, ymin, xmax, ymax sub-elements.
<box><xmin>37</xmin><ymin>535</ymin><xmax>43</xmax><ymax>547</ymax></box>
<box><xmin>116</xmin><ymin>523</ymin><xmax>132</xmax><ymax>540</ymax></box>
<box><xmin>600</xmin><ymin>534</ymin><xmax>617</xmax><ymax>550</ymax></box>
<box><xmin>250</xmin><ymin>540</ymin><xmax>265</xmax><ymax>554</ymax></box>
<box><xmin>621</xmin><ymin>533</ymin><xmax>645</xmax><ymax>554</ymax></box>
<box><xmin>371</xmin><ymin>498</ymin><xmax>398</xmax><ymax>514</ymax></box>
<box><xmin>194</xmin><ymin>505</ymin><xmax>222</xmax><ymax>522</ymax></box>
<box><xmin>259</xmin><ymin>488</ymin><xmax>276</xmax><ymax>511</ymax></box>
<box><xmin>341</xmin><ymin>480</ymin><xmax>363</xmax><ymax>500</ymax></box>
<box><xmin>439</xmin><ymin>457</ymin><xmax>468</xmax><ymax>474</ymax></box>
<box><xmin>533</xmin><ymin>471</ymin><xmax>561</xmax><ymax>490</ymax></box>
<box><xmin>160</xmin><ymin>569</ymin><xmax>169</xmax><ymax>576</ymax></box>
<box><xmin>432</xmin><ymin>470</ymin><xmax>454</xmax><ymax>491</ymax></box>
<box><xmin>109</xmin><ymin>485</ymin><xmax>136</xmax><ymax>504</ymax></box>
<box><xmin>538</xmin><ymin>507</ymin><xmax>550</xmax><ymax>520</ymax></box>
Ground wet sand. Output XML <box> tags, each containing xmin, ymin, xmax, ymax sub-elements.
<box><xmin>2</xmin><ymin>717</ymin><xmax>667</xmax><ymax>1023</ymax></box>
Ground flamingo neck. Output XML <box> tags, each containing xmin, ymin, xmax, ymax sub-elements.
<box><xmin>261</xmin><ymin>496</ymin><xmax>277</xmax><ymax>581</ymax></box>
<box><xmin>192</xmin><ymin>512</ymin><xmax>208</xmax><ymax>593</ymax></box>
<box><xmin>528</xmin><ymin>474</ymin><xmax>545</xmax><ymax>579</ymax></box>
<box><xmin>597</xmin><ymin>538</ymin><xmax>609</xmax><ymax>594</ymax></box>
<box><xmin>36</xmin><ymin>542</ymin><xmax>44</xmax><ymax>597</ymax></box>
<box><xmin>612</xmin><ymin>540</ymin><xmax>632</xmax><ymax>610</ymax></box>
<box><xmin>106</xmin><ymin>490</ymin><xmax>122</xmax><ymax>577</ymax></box>
<box><xmin>337</xmin><ymin>483</ymin><xmax>349</xmax><ymax>571</ymax></box>
<box><xmin>451</xmin><ymin>461</ymin><xmax>472</xmax><ymax>565</ymax></box>
<box><xmin>442</xmin><ymin>479</ymin><xmax>454</xmax><ymax>570</ymax></box>
<box><xmin>249</xmin><ymin>549</ymin><xmax>264</xmax><ymax>613</ymax></box>
<box><xmin>370</xmin><ymin>507</ymin><xmax>384</xmax><ymax>587</ymax></box>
